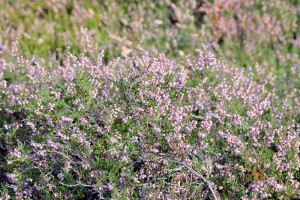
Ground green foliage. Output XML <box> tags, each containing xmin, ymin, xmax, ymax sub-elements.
<box><xmin>0</xmin><ymin>0</ymin><xmax>299</xmax><ymax>199</ymax></box>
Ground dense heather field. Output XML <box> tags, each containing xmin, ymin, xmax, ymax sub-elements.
<box><xmin>0</xmin><ymin>0</ymin><xmax>299</xmax><ymax>199</ymax></box>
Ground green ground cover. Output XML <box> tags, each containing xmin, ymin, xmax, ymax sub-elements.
<box><xmin>0</xmin><ymin>0</ymin><xmax>299</xmax><ymax>199</ymax></box>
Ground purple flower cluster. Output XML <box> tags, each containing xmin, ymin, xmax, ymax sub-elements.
<box><xmin>0</xmin><ymin>43</ymin><xmax>299</xmax><ymax>199</ymax></box>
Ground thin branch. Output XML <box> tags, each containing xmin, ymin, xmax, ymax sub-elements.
<box><xmin>58</xmin><ymin>181</ymin><xmax>93</xmax><ymax>188</ymax></box>
<box><xmin>157</xmin><ymin>152</ymin><xmax>218</xmax><ymax>200</ymax></box>
<box><xmin>178</xmin><ymin>161</ymin><xmax>218</xmax><ymax>200</ymax></box>
<box><xmin>190</xmin><ymin>114</ymin><xmax>204</xmax><ymax>120</ymax></box>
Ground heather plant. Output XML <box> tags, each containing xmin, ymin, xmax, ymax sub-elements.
<box><xmin>199</xmin><ymin>0</ymin><xmax>299</xmax><ymax>87</ymax></box>
<box><xmin>0</xmin><ymin>0</ymin><xmax>300</xmax><ymax>199</ymax></box>
<box><xmin>0</xmin><ymin>39</ymin><xmax>299</xmax><ymax>199</ymax></box>
<box><xmin>1</xmin><ymin>1</ymin><xmax>298</xmax><ymax>66</ymax></box>
<box><xmin>0</xmin><ymin>0</ymin><xmax>298</xmax><ymax>94</ymax></box>
<box><xmin>0</xmin><ymin>0</ymin><xmax>199</xmax><ymax>58</ymax></box>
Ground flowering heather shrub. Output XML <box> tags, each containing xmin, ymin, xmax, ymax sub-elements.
<box><xmin>2</xmin><ymin>0</ymin><xmax>298</xmax><ymax>58</ymax></box>
<box><xmin>0</xmin><ymin>0</ymin><xmax>199</xmax><ymax>58</ymax></box>
<box><xmin>0</xmin><ymin>42</ymin><xmax>299</xmax><ymax>199</ymax></box>
<box><xmin>200</xmin><ymin>0</ymin><xmax>299</xmax><ymax>69</ymax></box>
<box><xmin>1</xmin><ymin>1</ymin><xmax>298</xmax><ymax>100</ymax></box>
<box><xmin>201</xmin><ymin>0</ymin><xmax>298</xmax><ymax>44</ymax></box>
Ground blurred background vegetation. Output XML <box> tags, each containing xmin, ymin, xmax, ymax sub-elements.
<box><xmin>0</xmin><ymin>0</ymin><xmax>299</xmax><ymax>92</ymax></box>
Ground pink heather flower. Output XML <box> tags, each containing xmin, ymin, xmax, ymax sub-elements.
<box><xmin>247</xmin><ymin>109</ymin><xmax>256</xmax><ymax>119</ymax></box>
<box><xmin>199</xmin><ymin>141</ymin><xmax>208</xmax><ymax>150</ymax></box>
<box><xmin>153</xmin><ymin>126</ymin><xmax>161</xmax><ymax>134</ymax></box>
<box><xmin>119</xmin><ymin>177</ymin><xmax>123</xmax><ymax>184</ymax></box>
<box><xmin>109</xmin><ymin>137</ymin><xmax>118</xmax><ymax>144</ymax></box>
<box><xmin>26</xmin><ymin>121</ymin><xmax>36</xmax><ymax>132</ymax></box>
<box><xmin>37</xmin><ymin>150</ymin><xmax>46</xmax><ymax>157</ymax></box>
<box><xmin>139</xmin><ymin>174</ymin><xmax>147</xmax><ymax>180</ymax></box>
<box><xmin>48</xmin><ymin>140</ymin><xmax>59</xmax><ymax>150</ymax></box>
<box><xmin>73</xmin><ymin>98</ymin><xmax>81</xmax><ymax>105</ymax></box>
<box><xmin>149</xmin><ymin>148</ymin><xmax>159</xmax><ymax>154</ymax></box>
<box><xmin>57</xmin><ymin>173</ymin><xmax>64</xmax><ymax>180</ymax></box>
<box><xmin>6</xmin><ymin>160</ymin><xmax>13</xmax><ymax>165</ymax></box>
<box><xmin>130</xmin><ymin>136</ymin><xmax>138</xmax><ymax>143</ymax></box>
<box><xmin>107</xmin><ymin>183</ymin><xmax>113</xmax><ymax>191</ymax></box>
<box><xmin>50</xmin><ymin>91</ymin><xmax>61</xmax><ymax>99</ymax></box>
<box><xmin>137</xmin><ymin>132</ymin><xmax>146</xmax><ymax>140</ymax></box>
<box><xmin>232</xmin><ymin>115</ymin><xmax>242</xmax><ymax>125</ymax></box>
<box><xmin>5</xmin><ymin>108</ymin><xmax>13</xmax><ymax>114</ymax></box>
<box><xmin>264</xmin><ymin>163</ymin><xmax>270</xmax><ymax>169</ymax></box>
<box><xmin>174</xmin><ymin>125</ymin><xmax>182</xmax><ymax>133</ymax></box>
<box><xmin>201</xmin><ymin>119</ymin><xmax>212</xmax><ymax>131</ymax></box>
<box><xmin>248</xmin><ymin>157</ymin><xmax>256</xmax><ymax>164</ymax></box>
<box><xmin>10</xmin><ymin>149</ymin><xmax>21</xmax><ymax>159</ymax></box>
<box><xmin>198</xmin><ymin>132</ymin><xmax>206</xmax><ymax>139</ymax></box>
<box><xmin>146</xmin><ymin>193</ymin><xmax>153</xmax><ymax>199</ymax></box>
<box><xmin>56</xmin><ymin>131</ymin><xmax>69</xmax><ymax>140</ymax></box>
<box><xmin>61</xmin><ymin>66</ymin><xmax>75</xmax><ymax>82</ymax></box>
<box><xmin>7</xmin><ymin>173</ymin><xmax>17</xmax><ymax>183</ymax></box>
<box><xmin>47</xmin><ymin>183</ymin><xmax>56</xmax><ymax>191</ymax></box>
<box><xmin>61</xmin><ymin>116</ymin><xmax>73</xmax><ymax>123</ymax></box>
<box><xmin>0</xmin><ymin>45</ymin><xmax>7</xmax><ymax>54</ymax></box>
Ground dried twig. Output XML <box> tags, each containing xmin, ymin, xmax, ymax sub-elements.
<box><xmin>178</xmin><ymin>161</ymin><xmax>218</xmax><ymax>200</ymax></box>
<box><xmin>58</xmin><ymin>181</ymin><xmax>93</xmax><ymax>188</ymax></box>
<box><xmin>190</xmin><ymin>114</ymin><xmax>204</xmax><ymax>120</ymax></box>
<box><xmin>158</xmin><ymin>152</ymin><xmax>218</xmax><ymax>200</ymax></box>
